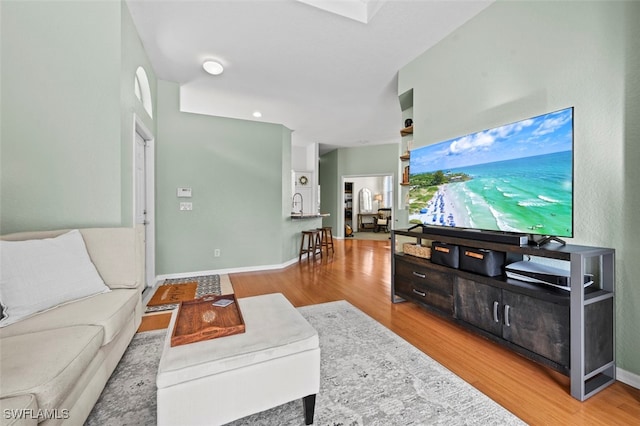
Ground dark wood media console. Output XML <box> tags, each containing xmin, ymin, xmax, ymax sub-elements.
<box><xmin>391</xmin><ymin>228</ymin><xmax>616</xmax><ymax>401</ymax></box>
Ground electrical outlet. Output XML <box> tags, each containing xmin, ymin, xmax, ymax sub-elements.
<box><xmin>179</xmin><ymin>202</ymin><xmax>193</xmax><ymax>211</ymax></box>
<box><xmin>214</xmin><ymin>249</ymin><xmax>221</xmax><ymax>257</ymax></box>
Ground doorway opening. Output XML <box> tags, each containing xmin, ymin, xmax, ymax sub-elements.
<box><xmin>341</xmin><ymin>174</ymin><xmax>393</xmax><ymax>240</ymax></box>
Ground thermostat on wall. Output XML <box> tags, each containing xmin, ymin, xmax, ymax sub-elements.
<box><xmin>177</xmin><ymin>187</ymin><xmax>192</xmax><ymax>198</ymax></box>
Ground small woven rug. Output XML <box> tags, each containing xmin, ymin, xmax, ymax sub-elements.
<box><xmin>144</xmin><ymin>275</ymin><xmax>221</xmax><ymax>313</ymax></box>
<box><xmin>146</xmin><ymin>282</ymin><xmax>198</xmax><ymax>306</ymax></box>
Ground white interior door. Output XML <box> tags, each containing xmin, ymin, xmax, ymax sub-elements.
<box><xmin>135</xmin><ymin>133</ymin><xmax>147</xmax><ymax>226</ymax></box>
<box><xmin>134</xmin><ymin>127</ymin><xmax>155</xmax><ymax>288</ymax></box>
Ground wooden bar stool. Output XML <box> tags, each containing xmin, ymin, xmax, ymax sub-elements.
<box><xmin>316</xmin><ymin>226</ymin><xmax>335</xmax><ymax>255</ymax></box>
<box><xmin>299</xmin><ymin>230</ymin><xmax>322</xmax><ymax>261</ymax></box>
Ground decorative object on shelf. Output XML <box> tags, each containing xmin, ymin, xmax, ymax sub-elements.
<box><xmin>404</xmin><ymin>118</ymin><xmax>413</xmax><ymax>128</ymax></box>
<box><xmin>400</xmin><ymin>126</ymin><xmax>413</xmax><ymax>136</ymax></box>
<box><xmin>298</xmin><ymin>175</ymin><xmax>308</xmax><ymax>185</ymax></box>
<box><xmin>402</xmin><ymin>165</ymin><xmax>410</xmax><ymax>185</ymax></box>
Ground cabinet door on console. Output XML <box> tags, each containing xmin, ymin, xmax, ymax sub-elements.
<box><xmin>502</xmin><ymin>290</ymin><xmax>570</xmax><ymax>366</ymax></box>
<box><xmin>455</xmin><ymin>278</ymin><xmax>502</xmax><ymax>336</ymax></box>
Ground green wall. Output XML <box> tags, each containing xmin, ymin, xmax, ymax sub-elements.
<box><xmin>319</xmin><ymin>150</ymin><xmax>339</xmax><ymax>232</ymax></box>
<box><xmin>398</xmin><ymin>0</ymin><xmax>640</xmax><ymax>376</ymax></box>
<box><xmin>0</xmin><ymin>0</ymin><xmax>315</xmax><ymax>274</ymax></box>
<box><xmin>156</xmin><ymin>80</ymin><xmax>314</xmax><ymax>275</ymax></box>
<box><xmin>0</xmin><ymin>0</ymin><xmax>156</xmax><ymax>233</ymax></box>
<box><xmin>621</xmin><ymin>0</ymin><xmax>640</xmax><ymax>379</ymax></box>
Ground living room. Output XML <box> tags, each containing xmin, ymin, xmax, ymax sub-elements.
<box><xmin>1</xmin><ymin>0</ymin><xmax>639</xmax><ymax>424</ymax></box>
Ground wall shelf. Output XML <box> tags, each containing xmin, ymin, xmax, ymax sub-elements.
<box><xmin>398</xmin><ymin>89</ymin><xmax>413</xmax><ymax>216</ymax></box>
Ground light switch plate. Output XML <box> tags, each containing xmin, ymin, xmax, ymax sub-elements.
<box><xmin>177</xmin><ymin>187</ymin><xmax>192</xmax><ymax>198</ymax></box>
<box><xmin>179</xmin><ymin>202</ymin><xmax>193</xmax><ymax>211</ymax></box>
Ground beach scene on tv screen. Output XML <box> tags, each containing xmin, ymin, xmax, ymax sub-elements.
<box><xmin>409</xmin><ymin>107</ymin><xmax>573</xmax><ymax>237</ymax></box>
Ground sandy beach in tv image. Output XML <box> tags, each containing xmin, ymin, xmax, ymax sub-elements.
<box><xmin>408</xmin><ymin>108</ymin><xmax>574</xmax><ymax>237</ymax></box>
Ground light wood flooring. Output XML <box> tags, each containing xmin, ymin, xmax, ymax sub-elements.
<box><xmin>230</xmin><ymin>238</ymin><xmax>640</xmax><ymax>425</ymax></box>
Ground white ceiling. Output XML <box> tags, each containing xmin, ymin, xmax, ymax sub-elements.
<box><xmin>126</xmin><ymin>0</ymin><xmax>493</xmax><ymax>155</ymax></box>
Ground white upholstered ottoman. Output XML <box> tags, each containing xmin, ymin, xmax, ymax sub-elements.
<box><xmin>156</xmin><ymin>293</ymin><xmax>320</xmax><ymax>425</ymax></box>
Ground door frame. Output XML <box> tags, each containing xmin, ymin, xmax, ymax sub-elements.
<box><xmin>340</xmin><ymin>173</ymin><xmax>394</xmax><ymax>238</ymax></box>
<box><xmin>133</xmin><ymin>114</ymin><xmax>155</xmax><ymax>288</ymax></box>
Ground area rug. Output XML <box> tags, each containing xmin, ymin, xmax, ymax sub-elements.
<box><xmin>146</xmin><ymin>282</ymin><xmax>198</xmax><ymax>306</ymax></box>
<box><xmin>144</xmin><ymin>274</ymin><xmax>221</xmax><ymax>313</ymax></box>
<box><xmin>87</xmin><ymin>300</ymin><xmax>524</xmax><ymax>425</ymax></box>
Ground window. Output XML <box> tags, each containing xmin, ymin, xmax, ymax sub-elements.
<box><xmin>134</xmin><ymin>66</ymin><xmax>152</xmax><ymax>118</ymax></box>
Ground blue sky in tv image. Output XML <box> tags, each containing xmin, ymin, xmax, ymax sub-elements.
<box><xmin>408</xmin><ymin>107</ymin><xmax>574</xmax><ymax>238</ymax></box>
<box><xmin>410</xmin><ymin>107</ymin><xmax>573</xmax><ymax>174</ymax></box>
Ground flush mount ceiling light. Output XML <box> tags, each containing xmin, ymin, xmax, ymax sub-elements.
<box><xmin>252</xmin><ymin>111</ymin><xmax>262</xmax><ymax>118</ymax></box>
<box><xmin>202</xmin><ymin>60</ymin><xmax>224</xmax><ymax>75</ymax></box>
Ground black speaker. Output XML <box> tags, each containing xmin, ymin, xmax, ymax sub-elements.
<box><xmin>404</xmin><ymin>118</ymin><xmax>413</xmax><ymax>128</ymax></box>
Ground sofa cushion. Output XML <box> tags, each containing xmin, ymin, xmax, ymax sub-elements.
<box><xmin>0</xmin><ymin>289</ymin><xmax>139</xmax><ymax>346</ymax></box>
<box><xmin>0</xmin><ymin>230</ymin><xmax>110</xmax><ymax>327</ymax></box>
<box><xmin>0</xmin><ymin>326</ymin><xmax>103</xmax><ymax>411</ymax></box>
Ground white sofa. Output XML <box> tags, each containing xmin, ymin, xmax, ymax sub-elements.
<box><xmin>0</xmin><ymin>228</ymin><xmax>144</xmax><ymax>426</ymax></box>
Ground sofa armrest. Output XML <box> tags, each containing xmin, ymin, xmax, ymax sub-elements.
<box><xmin>80</xmin><ymin>228</ymin><xmax>143</xmax><ymax>290</ymax></box>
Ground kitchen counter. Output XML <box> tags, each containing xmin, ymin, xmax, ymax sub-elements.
<box><xmin>290</xmin><ymin>213</ymin><xmax>330</xmax><ymax>219</ymax></box>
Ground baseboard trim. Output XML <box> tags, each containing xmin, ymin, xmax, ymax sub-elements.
<box><xmin>155</xmin><ymin>257</ymin><xmax>300</xmax><ymax>284</ymax></box>
<box><xmin>617</xmin><ymin>367</ymin><xmax>640</xmax><ymax>390</ymax></box>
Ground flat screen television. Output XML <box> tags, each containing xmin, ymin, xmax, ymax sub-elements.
<box><xmin>408</xmin><ymin>107</ymin><xmax>574</xmax><ymax>241</ymax></box>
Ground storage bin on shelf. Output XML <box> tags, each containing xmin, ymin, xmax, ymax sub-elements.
<box><xmin>403</xmin><ymin>243</ymin><xmax>431</xmax><ymax>259</ymax></box>
<box><xmin>430</xmin><ymin>242</ymin><xmax>459</xmax><ymax>268</ymax></box>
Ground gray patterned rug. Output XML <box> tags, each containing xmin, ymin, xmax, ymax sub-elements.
<box><xmin>87</xmin><ymin>300</ymin><xmax>524</xmax><ymax>425</ymax></box>
<box><xmin>144</xmin><ymin>274</ymin><xmax>221</xmax><ymax>313</ymax></box>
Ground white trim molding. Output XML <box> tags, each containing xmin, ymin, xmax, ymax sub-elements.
<box><xmin>617</xmin><ymin>367</ymin><xmax>640</xmax><ymax>390</ymax></box>
<box><xmin>155</xmin><ymin>257</ymin><xmax>300</xmax><ymax>284</ymax></box>
<box><xmin>133</xmin><ymin>114</ymin><xmax>155</xmax><ymax>288</ymax></box>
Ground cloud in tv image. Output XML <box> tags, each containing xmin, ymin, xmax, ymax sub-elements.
<box><xmin>409</xmin><ymin>107</ymin><xmax>573</xmax><ymax>237</ymax></box>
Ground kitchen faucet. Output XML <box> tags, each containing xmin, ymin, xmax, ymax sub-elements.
<box><xmin>292</xmin><ymin>193</ymin><xmax>303</xmax><ymax>214</ymax></box>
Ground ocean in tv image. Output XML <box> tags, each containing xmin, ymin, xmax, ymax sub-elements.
<box><xmin>409</xmin><ymin>107</ymin><xmax>573</xmax><ymax>237</ymax></box>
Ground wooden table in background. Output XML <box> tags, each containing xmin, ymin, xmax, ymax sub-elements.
<box><xmin>357</xmin><ymin>213</ymin><xmax>378</xmax><ymax>232</ymax></box>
